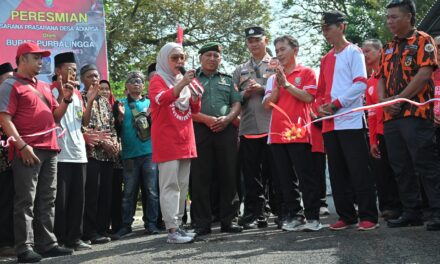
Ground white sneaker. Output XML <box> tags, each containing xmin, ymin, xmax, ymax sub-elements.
<box><xmin>282</xmin><ymin>219</ymin><xmax>305</xmax><ymax>231</ymax></box>
<box><xmin>319</xmin><ymin>207</ymin><xmax>330</xmax><ymax>216</ymax></box>
<box><xmin>302</xmin><ymin>220</ymin><xmax>323</xmax><ymax>232</ymax></box>
<box><xmin>178</xmin><ymin>228</ymin><xmax>196</xmax><ymax>238</ymax></box>
<box><xmin>166</xmin><ymin>231</ymin><xmax>194</xmax><ymax>244</ymax></box>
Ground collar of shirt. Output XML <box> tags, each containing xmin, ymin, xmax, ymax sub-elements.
<box><xmin>250</xmin><ymin>53</ymin><xmax>271</xmax><ymax>67</ymax></box>
<box><xmin>285</xmin><ymin>64</ymin><xmax>304</xmax><ymax>77</ymax></box>
<box><xmin>393</xmin><ymin>28</ymin><xmax>417</xmax><ymax>43</ymax></box>
<box><xmin>196</xmin><ymin>68</ymin><xmax>219</xmax><ymax>78</ymax></box>
<box><xmin>13</xmin><ymin>72</ymin><xmax>38</xmax><ymax>86</ymax></box>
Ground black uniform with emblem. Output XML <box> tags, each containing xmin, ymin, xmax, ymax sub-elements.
<box><xmin>190</xmin><ymin>42</ymin><xmax>243</xmax><ymax>235</ymax></box>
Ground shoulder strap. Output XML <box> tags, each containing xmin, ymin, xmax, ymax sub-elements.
<box><xmin>10</xmin><ymin>76</ymin><xmax>51</xmax><ymax>109</ymax></box>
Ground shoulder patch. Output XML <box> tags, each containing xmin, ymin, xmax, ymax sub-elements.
<box><xmin>425</xmin><ymin>43</ymin><xmax>435</xmax><ymax>53</ymax></box>
<box><xmin>385</xmin><ymin>48</ymin><xmax>394</xmax><ymax>55</ymax></box>
<box><xmin>219</xmin><ymin>72</ymin><xmax>232</xmax><ymax>78</ymax></box>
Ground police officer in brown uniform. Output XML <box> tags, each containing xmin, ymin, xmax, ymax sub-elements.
<box><xmin>232</xmin><ymin>27</ymin><xmax>279</xmax><ymax>228</ymax></box>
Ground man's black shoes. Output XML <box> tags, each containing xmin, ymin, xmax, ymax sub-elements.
<box><xmin>387</xmin><ymin>215</ymin><xmax>424</xmax><ymax>228</ymax></box>
<box><xmin>194</xmin><ymin>227</ymin><xmax>211</xmax><ymax>236</ymax></box>
<box><xmin>17</xmin><ymin>250</ymin><xmax>42</xmax><ymax>263</ymax></box>
<box><xmin>426</xmin><ymin>216</ymin><xmax>440</xmax><ymax>231</ymax></box>
<box><xmin>40</xmin><ymin>246</ymin><xmax>73</xmax><ymax>258</ymax></box>
<box><xmin>221</xmin><ymin>223</ymin><xmax>243</xmax><ymax>233</ymax></box>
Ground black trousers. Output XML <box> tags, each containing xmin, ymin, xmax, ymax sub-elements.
<box><xmin>323</xmin><ymin>130</ymin><xmax>378</xmax><ymax>223</ymax></box>
<box><xmin>83</xmin><ymin>158</ymin><xmax>113</xmax><ymax>239</ymax></box>
<box><xmin>271</xmin><ymin>143</ymin><xmax>320</xmax><ymax>220</ymax></box>
<box><xmin>369</xmin><ymin>134</ymin><xmax>402</xmax><ymax>212</ymax></box>
<box><xmin>436</xmin><ymin>127</ymin><xmax>440</xmax><ymax>155</ymax></box>
<box><xmin>312</xmin><ymin>152</ymin><xmax>328</xmax><ymax>208</ymax></box>
<box><xmin>111</xmin><ymin>167</ymin><xmax>123</xmax><ymax>232</ymax></box>
<box><xmin>190</xmin><ymin>124</ymin><xmax>239</xmax><ymax>228</ymax></box>
<box><xmin>239</xmin><ymin>136</ymin><xmax>279</xmax><ymax>218</ymax></box>
<box><xmin>54</xmin><ymin>163</ymin><xmax>86</xmax><ymax>245</ymax></box>
<box><xmin>0</xmin><ymin>170</ymin><xmax>14</xmax><ymax>247</ymax></box>
<box><xmin>384</xmin><ymin>117</ymin><xmax>440</xmax><ymax>216</ymax></box>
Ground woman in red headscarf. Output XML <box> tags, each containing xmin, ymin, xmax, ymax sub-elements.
<box><xmin>99</xmin><ymin>80</ymin><xmax>116</xmax><ymax>106</ymax></box>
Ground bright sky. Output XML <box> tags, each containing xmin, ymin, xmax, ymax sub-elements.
<box><xmin>268</xmin><ymin>1</ymin><xmax>322</xmax><ymax>72</ymax></box>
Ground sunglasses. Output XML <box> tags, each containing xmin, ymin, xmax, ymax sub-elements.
<box><xmin>126</xmin><ymin>78</ymin><xmax>143</xmax><ymax>85</ymax></box>
<box><xmin>170</xmin><ymin>54</ymin><xmax>186</xmax><ymax>62</ymax></box>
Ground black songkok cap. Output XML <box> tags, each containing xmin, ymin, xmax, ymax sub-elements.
<box><xmin>0</xmin><ymin>62</ymin><xmax>13</xmax><ymax>75</ymax></box>
<box><xmin>147</xmin><ymin>63</ymin><xmax>156</xmax><ymax>75</ymax></box>
<box><xmin>80</xmin><ymin>64</ymin><xmax>99</xmax><ymax>76</ymax></box>
<box><xmin>54</xmin><ymin>52</ymin><xmax>76</xmax><ymax>68</ymax></box>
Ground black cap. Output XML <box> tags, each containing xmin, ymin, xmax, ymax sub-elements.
<box><xmin>80</xmin><ymin>64</ymin><xmax>98</xmax><ymax>76</ymax></box>
<box><xmin>245</xmin><ymin>26</ymin><xmax>265</xmax><ymax>38</ymax></box>
<box><xmin>198</xmin><ymin>42</ymin><xmax>222</xmax><ymax>54</ymax></box>
<box><xmin>147</xmin><ymin>63</ymin><xmax>156</xmax><ymax>75</ymax></box>
<box><xmin>54</xmin><ymin>52</ymin><xmax>76</xmax><ymax>68</ymax></box>
<box><xmin>321</xmin><ymin>10</ymin><xmax>347</xmax><ymax>26</ymax></box>
<box><xmin>0</xmin><ymin>62</ymin><xmax>13</xmax><ymax>75</ymax></box>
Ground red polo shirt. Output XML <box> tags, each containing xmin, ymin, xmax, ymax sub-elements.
<box><xmin>265</xmin><ymin>65</ymin><xmax>317</xmax><ymax>144</ymax></box>
<box><xmin>0</xmin><ymin>73</ymin><xmax>60</xmax><ymax>156</ymax></box>
<box><xmin>365</xmin><ymin>75</ymin><xmax>383</xmax><ymax>146</ymax></box>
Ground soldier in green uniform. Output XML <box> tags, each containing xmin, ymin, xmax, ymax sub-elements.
<box><xmin>190</xmin><ymin>42</ymin><xmax>243</xmax><ymax>236</ymax></box>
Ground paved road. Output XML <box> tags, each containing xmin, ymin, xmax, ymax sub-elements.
<box><xmin>2</xmin><ymin>198</ymin><xmax>440</xmax><ymax>264</ymax></box>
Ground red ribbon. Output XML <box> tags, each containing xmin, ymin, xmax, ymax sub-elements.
<box><xmin>268</xmin><ymin>98</ymin><xmax>440</xmax><ymax>143</ymax></box>
<box><xmin>1</xmin><ymin>127</ymin><xmax>66</xmax><ymax>148</ymax></box>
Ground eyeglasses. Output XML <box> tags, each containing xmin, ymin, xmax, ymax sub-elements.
<box><xmin>126</xmin><ymin>78</ymin><xmax>143</xmax><ymax>85</ymax></box>
<box><xmin>170</xmin><ymin>54</ymin><xmax>186</xmax><ymax>62</ymax></box>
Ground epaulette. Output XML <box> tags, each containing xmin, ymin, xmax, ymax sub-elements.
<box><xmin>218</xmin><ymin>72</ymin><xmax>232</xmax><ymax>78</ymax></box>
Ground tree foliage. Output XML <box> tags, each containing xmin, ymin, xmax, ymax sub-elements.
<box><xmin>104</xmin><ymin>0</ymin><xmax>271</xmax><ymax>86</ymax></box>
<box><xmin>281</xmin><ymin>0</ymin><xmax>436</xmax><ymax>66</ymax></box>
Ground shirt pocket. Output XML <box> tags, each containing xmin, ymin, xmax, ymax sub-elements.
<box><xmin>401</xmin><ymin>49</ymin><xmax>417</xmax><ymax>73</ymax></box>
<box><xmin>217</xmin><ymin>84</ymin><xmax>231</xmax><ymax>103</ymax></box>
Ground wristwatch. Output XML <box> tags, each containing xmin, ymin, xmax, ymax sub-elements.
<box><xmin>330</xmin><ymin>103</ymin><xmax>339</xmax><ymax>113</ymax></box>
<box><xmin>63</xmin><ymin>97</ymin><xmax>73</xmax><ymax>104</ymax></box>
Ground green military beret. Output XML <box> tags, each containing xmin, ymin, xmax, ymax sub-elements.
<box><xmin>198</xmin><ymin>42</ymin><xmax>222</xmax><ymax>54</ymax></box>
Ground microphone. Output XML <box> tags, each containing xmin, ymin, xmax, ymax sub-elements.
<box><xmin>178</xmin><ymin>66</ymin><xmax>204</xmax><ymax>96</ymax></box>
<box><xmin>178</xmin><ymin>66</ymin><xmax>186</xmax><ymax>75</ymax></box>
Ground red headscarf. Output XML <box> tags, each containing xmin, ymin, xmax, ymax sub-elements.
<box><xmin>99</xmin><ymin>79</ymin><xmax>115</xmax><ymax>106</ymax></box>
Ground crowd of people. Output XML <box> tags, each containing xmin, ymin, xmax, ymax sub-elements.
<box><xmin>0</xmin><ymin>0</ymin><xmax>440</xmax><ymax>262</ymax></box>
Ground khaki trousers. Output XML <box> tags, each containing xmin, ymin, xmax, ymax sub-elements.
<box><xmin>158</xmin><ymin>159</ymin><xmax>190</xmax><ymax>230</ymax></box>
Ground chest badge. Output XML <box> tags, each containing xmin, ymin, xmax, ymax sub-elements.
<box><xmin>404</xmin><ymin>56</ymin><xmax>413</xmax><ymax>67</ymax></box>
<box><xmin>294</xmin><ymin>77</ymin><xmax>301</xmax><ymax>86</ymax></box>
<box><xmin>219</xmin><ymin>76</ymin><xmax>228</xmax><ymax>85</ymax></box>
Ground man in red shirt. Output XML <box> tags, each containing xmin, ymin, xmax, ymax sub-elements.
<box><xmin>263</xmin><ymin>35</ymin><xmax>322</xmax><ymax>231</ymax></box>
<box><xmin>363</xmin><ymin>39</ymin><xmax>402</xmax><ymax>220</ymax></box>
<box><xmin>0</xmin><ymin>42</ymin><xmax>74</xmax><ymax>262</ymax></box>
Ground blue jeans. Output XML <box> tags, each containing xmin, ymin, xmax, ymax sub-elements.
<box><xmin>121</xmin><ymin>154</ymin><xmax>159</xmax><ymax>230</ymax></box>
